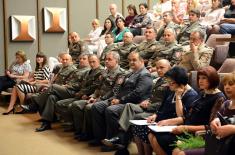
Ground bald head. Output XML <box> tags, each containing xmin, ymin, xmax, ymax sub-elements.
<box><xmin>70</xmin><ymin>32</ymin><xmax>80</xmax><ymax>43</ymax></box>
<box><xmin>61</xmin><ymin>53</ymin><xmax>72</xmax><ymax>67</ymax></box>
<box><xmin>109</xmin><ymin>3</ymin><xmax>118</xmax><ymax>15</ymax></box>
<box><xmin>123</xmin><ymin>32</ymin><xmax>134</xmax><ymax>44</ymax></box>
<box><xmin>155</xmin><ymin>59</ymin><xmax>171</xmax><ymax>77</ymax></box>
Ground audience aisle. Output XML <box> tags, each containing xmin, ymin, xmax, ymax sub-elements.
<box><xmin>0</xmin><ymin>105</ymin><xmax>137</xmax><ymax>155</ymax></box>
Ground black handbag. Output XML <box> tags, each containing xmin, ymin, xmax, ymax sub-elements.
<box><xmin>204</xmin><ymin>130</ymin><xmax>234</xmax><ymax>155</ymax></box>
<box><xmin>204</xmin><ymin>112</ymin><xmax>235</xmax><ymax>155</ymax></box>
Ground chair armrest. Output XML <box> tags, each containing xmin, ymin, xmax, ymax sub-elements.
<box><xmin>195</xmin><ymin>130</ymin><xmax>206</xmax><ymax>136</ymax></box>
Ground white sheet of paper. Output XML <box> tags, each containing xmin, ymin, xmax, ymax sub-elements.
<box><xmin>148</xmin><ymin>125</ymin><xmax>177</xmax><ymax>132</ymax></box>
<box><xmin>129</xmin><ymin>120</ymin><xmax>156</xmax><ymax>126</ymax></box>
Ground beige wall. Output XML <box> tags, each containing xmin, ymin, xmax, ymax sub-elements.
<box><xmin>70</xmin><ymin>0</ymin><xmax>96</xmax><ymax>38</ymax></box>
<box><xmin>38</xmin><ymin>0</ymin><xmax>68</xmax><ymax>58</ymax></box>
<box><xmin>0</xmin><ymin>0</ymin><xmax>154</xmax><ymax>74</ymax></box>
<box><xmin>0</xmin><ymin>0</ymin><xmax>5</xmax><ymax>74</ymax></box>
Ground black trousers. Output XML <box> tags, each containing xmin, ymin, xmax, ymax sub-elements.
<box><xmin>91</xmin><ymin>100</ymin><xmax>125</xmax><ymax>140</ymax></box>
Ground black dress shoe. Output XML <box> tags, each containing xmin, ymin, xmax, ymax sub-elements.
<box><xmin>102</xmin><ymin>136</ymin><xmax>121</xmax><ymax>147</ymax></box>
<box><xmin>88</xmin><ymin>139</ymin><xmax>102</xmax><ymax>147</ymax></box>
<box><xmin>75</xmin><ymin>133</ymin><xmax>92</xmax><ymax>141</ymax></box>
<box><xmin>20</xmin><ymin>103</ymin><xmax>38</xmax><ymax>113</ymax></box>
<box><xmin>101</xmin><ymin>145</ymin><xmax>119</xmax><ymax>152</ymax></box>
<box><xmin>35</xmin><ymin>122</ymin><xmax>51</xmax><ymax>132</ymax></box>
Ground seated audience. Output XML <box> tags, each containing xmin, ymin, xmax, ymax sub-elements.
<box><xmin>153</xmin><ymin>0</ymin><xmax>172</xmax><ymax>19</ymax></box>
<box><xmin>99</xmin><ymin>32</ymin><xmax>117</xmax><ymax>65</ymax></box>
<box><xmin>136</xmin><ymin>26</ymin><xmax>158</xmax><ymax>66</ymax></box>
<box><xmin>130</xmin><ymin>3</ymin><xmax>152</xmax><ymax>36</ymax></box>
<box><xmin>84</xmin><ymin>19</ymin><xmax>102</xmax><ymax>54</ymax></box>
<box><xmin>177</xmin><ymin>9</ymin><xmax>205</xmax><ymax>45</ymax></box>
<box><xmin>3</xmin><ymin>52</ymin><xmax>50</xmax><ymax>115</ymax></box>
<box><xmin>21</xmin><ymin>53</ymin><xmax>84</xmax><ymax>132</ymax></box>
<box><xmin>112</xmin><ymin>17</ymin><xmax>130</xmax><ymax>43</ymax></box>
<box><xmin>125</xmin><ymin>4</ymin><xmax>138</xmax><ymax>27</ymax></box>
<box><xmin>156</xmin><ymin>11</ymin><xmax>181</xmax><ymax>42</ymax></box>
<box><xmin>220</xmin><ymin>0</ymin><xmax>235</xmax><ymax>35</ymax></box>
<box><xmin>90</xmin><ymin>51</ymin><xmax>153</xmax><ymax>152</ymax></box>
<box><xmin>149</xmin><ymin>66</ymin><xmax>225</xmax><ymax>155</ymax></box>
<box><xmin>108</xmin><ymin>3</ymin><xmax>124</xmax><ymax>23</ymax></box>
<box><xmin>102</xmin><ymin>59</ymin><xmax>171</xmax><ymax>152</ymax></box>
<box><xmin>56</xmin><ymin>51</ymin><xmax>125</xmax><ymax>141</ymax></box>
<box><xmin>132</xmin><ymin>66</ymin><xmax>198</xmax><ymax>155</ymax></box>
<box><xmin>113</xmin><ymin>32</ymin><xmax>137</xmax><ymax>70</ymax></box>
<box><xmin>200</xmin><ymin>0</ymin><xmax>225</xmax><ymax>35</ymax></box>
<box><xmin>148</xmin><ymin>28</ymin><xmax>183</xmax><ymax>67</ymax></box>
<box><xmin>172</xmin><ymin>0</ymin><xmax>187</xmax><ymax>25</ymax></box>
<box><xmin>0</xmin><ymin>50</ymin><xmax>31</xmax><ymax>94</ymax></box>
<box><xmin>178</xmin><ymin>30</ymin><xmax>213</xmax><ymax>72</ymax></box>
<box><xmin>68</xmin><ymin>32</ymin><xmax>87</xmax><ymax>64</ymax></box>
<box><xmin>209</xmin><ymin>72</ymin><xmax>235</xmax><ymax>155</ymax></box>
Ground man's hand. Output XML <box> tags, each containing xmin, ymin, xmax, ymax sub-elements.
<box><xmin>190</xmin><ymin>42</ymin><xmax>198</xmax><ymax>53</ymax></box>
<box><xmin>140</xmin><ymin>100</ymin><xmax>150</xmax><ymax>109</ymax></box>
<box><xmin>111</xmin><ymin>99</ymin><xmax>120</xmax><ymax>105</ymax></box>
<box><xmin>88</xmin><ymin>97</ymin><xmax>96</xmax><ymax>104</ymax></box>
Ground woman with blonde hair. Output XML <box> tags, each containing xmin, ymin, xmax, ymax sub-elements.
<box><xmin>2</xmin><ymin>52</ymin><xmax>50</xmax><ymax>115</ymax></box>
<box><xmin>0</xmin><ymin>50</ymin><xmax>31</xmax><ymax>94</ymax></box>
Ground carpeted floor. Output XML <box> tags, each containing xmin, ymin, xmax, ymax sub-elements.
<box><xmin>0</xmin><ymin>100</ymin><xmax>137</xmax><ymax>155</ymax></box>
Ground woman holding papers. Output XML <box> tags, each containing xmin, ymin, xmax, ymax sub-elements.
<box><xmin>132</xmin><ymin>66</ymin><xmax>198</xmax><ymax>155</ymax></box>
<box><xmin>148</xmin><ymin>66</ymin><xmax>225</xmax><ymax>155</ymax></box>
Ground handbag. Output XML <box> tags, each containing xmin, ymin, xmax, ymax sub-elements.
<box><xmin>204</xmin><ymin>112</ymin><xmax>235</xmax><ymax>155</ymax></box>
<box><xmin>204</xmin><ymin>129</ymin><xmax>234</xmax><ymax>155</ymax></box>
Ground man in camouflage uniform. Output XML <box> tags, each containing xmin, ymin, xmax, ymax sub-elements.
<box><xmin>148</xmin><ymin>28</ymin><xmax>183</xmax><ymax>67</ymax></box>
<box><xmin>100</xmin><ymin>32</ymin><xmax>117</xmax><ymax>66</ymax></box>
<box><xmin>112</xmin><ymin>32</ymin><xmax>137</xmax><ymax>70</ymax></box>
<box><xmin>55</xmin><ymin>54</ymin><xmax>104</xmax><ymax>131</ymax></box>
<box><xmin>156</xmin><ymin>11</ymin><xmax>181</xmax><ymax>42</ymax></box>
<box><xmin>177</xmin><ymin>9</ymin><xmax>205</xmax><ymax>46</ymax></box>
<box><xmin>23</xmin><ymin>53</ymin><xmax>90</xmax><ymax>132</ymax></box>
<box><xmin>69</xmin><ymin>32</ymin><xmax>87</xmax><ymax>63</ymax></box>
<box><xmin>178</xmin><ymin>30</ymin><xmax>214</xmax><ymax>72</ymax></box>
<box><xmin>136</xmin><ymin>26</ymin><xmax>158</xmax><ymax>66</ymax></box>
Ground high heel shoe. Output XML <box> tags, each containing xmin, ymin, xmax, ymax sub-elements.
<box><xmin>2</xmin><ymin>108</ymin><xmax>15</xmax><ymax>115</ymax></box>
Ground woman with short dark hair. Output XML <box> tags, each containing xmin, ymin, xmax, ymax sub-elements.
<box><xmin>125</xmin><ymin>4</ymin><xmax>138</xmax><ymax>27</ymax></box>
<box><xmin>132</xmin><ymin>66</ymin><xmax>198</xmax><ymax>155</ymax></box>
<box><xmin>149</xmin><ymin>66</ymin><xmax>226</xmax><ymax>155</ymax></box>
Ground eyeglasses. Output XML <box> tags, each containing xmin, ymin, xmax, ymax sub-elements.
<box><xmin>166</xmin><ymin>79</ymin><xmax>176</xmax><ymax>85</ymax></box>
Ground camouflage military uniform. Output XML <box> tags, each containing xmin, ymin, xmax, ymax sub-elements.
<box><xmin>136</xmin><ymin>40</ymin><xmax>158</xmax><ymax>65</ymax></box>
<box><xmin>156</xmin><ymin>21</ymin><xmax>181</xmax><ymax>42</ymax></box>
<box><xmin>178</xmin><ymin>44</ymin><xmax>214</xmax><ymax>72</ymax></box>
<box><xmin>31</xmin><ymin>64</ymin><xmax>82</xmax><ymax>122</ymax></box>
<box><xmin>100</xmin><ymin>43</ymin><xmax>117</xmax><ymax>66</ymax></box>
<box><xmin>113</xmin><ymin>42</ymin><xmax>137</xmax><ymax>70</ymax></box>
<box><xmin>56</xmin><ymin>66</ymin><xmax>125</xmax><ymax>137</ymax></box>
<box><xmin>177</xmin><ymin>21</ymin><xmax>205</xmax><ymax>45</ymax></box>
<box><xmin>148</xmin><ymin>41</ymin><xmax>183</xmax><ymax>67</ymax></box>
<box><xmin>69</xmin><ymin>41</ymin><xmax>87</xmax><ymax>63</ymax></box>
<box><xmin>119</xmin><ymin>77</ymin><xmax>168</xmax><ymax>131</ymax></box>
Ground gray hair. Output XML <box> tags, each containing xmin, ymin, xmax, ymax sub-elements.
<box><xmin>164</xmin><ymin>27</ymin><xmax>176</xmax><ymax>38</ymax></box>
<box><xmin>105</xmin><ymin>51</ymin><xmax>120</xmax><ymax>63</ymax></box>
